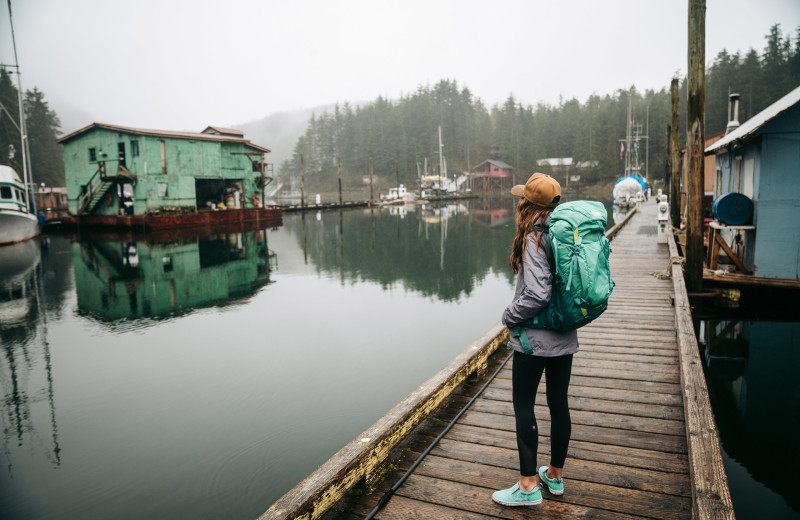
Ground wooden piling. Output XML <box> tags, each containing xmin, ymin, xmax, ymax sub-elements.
<box><xmin>300</xmin><ymin>153</ymin><xmax>306</xmax><ymax>209</ymax></box>
<box><xmin>337</xmin><ymin>155</ymin><xmax>343</xmax><ymax>205</ymax></box>
<box><xmin>670</xmin><ymin>77</ymin><xmax>681</xmax><ymax>229</ymax></box>
<box><xmin>369</xmin><ymin>158</ymin><xmax>374</xmax><ymax>205</ymax></box>
<box><xmin>686</xmin><ymin>0</ymin><xmax>706</xmax><ymax>292</ymax></box>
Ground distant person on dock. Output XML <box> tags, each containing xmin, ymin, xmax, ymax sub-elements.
<box><xmin>492</xmin><ymin>172</ymin><xmax>576</xmax><ymax>507</ymax></box>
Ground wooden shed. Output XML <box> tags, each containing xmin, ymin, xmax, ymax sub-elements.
<box><xmin>704</xmin><ymin>85</ymin><xmax>800</xmax><ymax>282</ymax></box>
<box><xmin>57</xmin><ymin>123</ymin><xmax>279</xmax><ymax>229</ymax></box>
<box><xmin>471</xmin><ymin>160</ymin><xmax>513</xmax><ymax>190</ymax></box>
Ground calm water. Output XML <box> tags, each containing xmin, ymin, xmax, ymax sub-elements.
<box><xmin>695</xmin><ymin>299</ymin><xmax>800</xmax><ymax>519</ymax></box>
<box><xmin>2</xmin><ymin>197</ymin><xmax>530</xmax><ymax>520</ymax></box>
<box><xmin>7</xmin><ymin>195</ymin><xmax>791</xmax><ymax>520</ymax></box>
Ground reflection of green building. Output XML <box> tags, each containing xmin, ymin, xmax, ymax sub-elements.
<box><xmin>73</xmin><ymin>231</ymin><xmax>276</xmax><ymax>321</ymax></box>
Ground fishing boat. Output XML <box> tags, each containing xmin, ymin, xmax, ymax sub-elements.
<box><xmin>1</xmin><ymin>0</ymin><xmax>40</xmax><ymax>246</ymax></box>
<box><xmin>613</xmin><ymin>96</ymin><xmax>648</xmax><ymax>208</ymax></box>
<box><xmin>0</xmin><ymin>164</ymin><xmax>40</xmax><ymax>244</ymax></box>
<box><xmin>381</xmin><ymin>184</ymin><xmax>416</xmax><ymax>204</ymax></box>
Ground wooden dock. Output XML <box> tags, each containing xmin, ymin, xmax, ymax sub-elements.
<box><xmin>261</xmin><ymin>202</ymin><xmax>734</xmax><ymax>520</ymax></box>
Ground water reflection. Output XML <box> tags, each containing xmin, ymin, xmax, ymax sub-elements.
<box><xmin>0</xmin><ymin>239</ymin><xmax>62</xmax><ymax>473</ymax></box>
<box><xmin>73</xmin><ymin>230</ymin><xmax>277</xmax><ymax>324</ymax></box>
<box><xmin>291</xmin><ymin>199</ymin><xmax>516</xmax><ymax>302</ymax></box>
<box><xmin>698</xmin><ymin>316</ymin><xmax>800</xmax><ymax>518</ymax></box>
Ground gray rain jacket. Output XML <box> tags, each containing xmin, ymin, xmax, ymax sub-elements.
<box><xmin>502</xmin><ymin>218</ymin><xmax>579</xmax><ymax>356</ymax></box>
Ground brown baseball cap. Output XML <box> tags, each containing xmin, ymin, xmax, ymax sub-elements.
<box><xmin>510</xmin><ymin>172</ymin><xmax>561</xmax><ymax>207</ymax></box>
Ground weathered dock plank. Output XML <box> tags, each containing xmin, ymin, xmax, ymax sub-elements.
<box><xmin>261</xmin><ymin>203</ymin><xmax>733</xmax><ymax>520</ymax></box>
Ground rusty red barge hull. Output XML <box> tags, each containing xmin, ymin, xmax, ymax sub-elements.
<box><xmin>61</xmin><ymin>207</ymin><xmax>282</xmax><ymax>231</ymax></box>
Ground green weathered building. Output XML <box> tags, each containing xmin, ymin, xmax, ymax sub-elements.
<box><xmin>58</xmin><ymin>124</ymin><xmax>273</xmax><ymax>220</ymax></box>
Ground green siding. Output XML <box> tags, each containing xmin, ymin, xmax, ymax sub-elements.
<box><xmin>62</xmin><ymin>127</ymin><xmax>267</xmax><ymax>215</ymax></box>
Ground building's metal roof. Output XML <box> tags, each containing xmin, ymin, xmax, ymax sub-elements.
<box><xmin>202</xmin><ymin>126</ymin><xmax>245</xmax><ymax>137</ymax></box>
<box><xmin>474</xmin><ymin>159</ymin><xmax>513</xmax><ymax>169</ymax></box>
<box><xmin>57</xmin><ymin>123</ymin><xmax>270</xmax><ymax>153</ymax></box>
<box><xmin>537</xmin><ymin>157</ymin><xmax>573</xmax><ymax>166</ymax></box>
<box><xmin>705</xmin><ymin>85</ymin><xmax>800</xmax><ymax>154</ymax></box>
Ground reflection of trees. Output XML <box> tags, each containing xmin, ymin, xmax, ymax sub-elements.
<box><xmin>288</xmin><ymin>200</ymin><xmax>517</xmax><ymax>302</ymax></box>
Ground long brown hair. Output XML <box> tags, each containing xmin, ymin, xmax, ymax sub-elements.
<box><xmin>509</xmin><ymin>198</ymin><xmax>554</xmax><ymax>274</ymax></box>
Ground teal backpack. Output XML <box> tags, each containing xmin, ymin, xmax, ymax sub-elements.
<box><xmin>513</xmin><ymin>200</ymin><xmax>614</xmax><ymax>354</ymax></box>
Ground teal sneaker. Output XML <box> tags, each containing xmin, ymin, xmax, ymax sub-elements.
<box><xmin>538</xmin><ymin>465</ymin><xmax>564</xmax><ymax>495</ymax></box>
<box><xmin>491</xmin><ymin>482</ymin><xmax>543</xmax><ymax>507</ymax></box>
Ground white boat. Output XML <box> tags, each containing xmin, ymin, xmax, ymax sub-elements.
<box><xmin>1</xmin><ymin>2</ymin><xmax>40</xmax><ymax>246</ymax></box>
<box><xmin>612</xmin><ymin>175</ymin><xmax>646</xmax><ymax>208</ymax></box>
<box><xmin>382</xmin><ymin>184</ymin><xmax>416</xmax><ymax>204</ymax></box>
<box><xmin>613</xmin><ymin>95</ymin><xmax>648</xmax><ymax>208</ymax></box>
<box><xmin>0</xmin><ymin>165</ymin><xmax>39</xmax><ymax>245</ymax></box>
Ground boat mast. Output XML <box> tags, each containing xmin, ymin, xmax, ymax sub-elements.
<box><xmin>438</xmin><ymin>125</ymin><xmax>444</xmax><ymax>191</ymax></box>
<box><xmin>6</xmin><ymin>0</ymin><xmax>34</xmax><ymax>212</ymax></box>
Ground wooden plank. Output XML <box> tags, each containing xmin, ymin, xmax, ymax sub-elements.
<box><xmin>467</xmin><ymin>398</ymin><xmax>685</xmax><ymax>435</ymax></box>
<box><xmin>392</xmin><ymin>474</ymin><xmax>650</xmax><ymax>520</ymax></box>
<box><xmin>459</xmin><ymin>410</ymin><xmax>687</xmax><ymax>453</ymax></box>
<box><xmin>492</xmin><ymin>370</ymin><xmax>682</xmax><ymax>394</ymax></box>
<box><xmin>441</xmin><ymin>426</ymin><xmax>690</xmax><ymax>474</ymax></box>
<box><xmin>487</xmin><ymin>377</ymin><xmax>684</xmax><ymax>407</ymax></box>
<box><xmin>397</xmin><ymin>464</ymin><xmax>692</xmax><ymax>520</ymax></box>
<box><xmin>668</xmin><ymin>231</ymin><xmax>735</xmax><ymax>519</ymax></box>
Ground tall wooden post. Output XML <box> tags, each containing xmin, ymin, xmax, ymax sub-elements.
<box><xmin>670</xmin><ymin>78</ymin><xmax>681</xmax><ymax>228</ymax></box>
<box><xmin>300</xmin><ymin>153</ymin><xmax>305</xmax><ymax>208</ymax></box>
<box><xmin>369</xmin><ymin>157</ymin><xmax>374</xmax><ymax>205</ymax></box>
<box><xmin>337</xmin><ymin>155</ymin><xmax>343</xmax><ymax>205</ymax></box>
<box><xmin>687</xmin><ymin>0</ymin><xmax>706</xmax><ymax>292</ymax></box>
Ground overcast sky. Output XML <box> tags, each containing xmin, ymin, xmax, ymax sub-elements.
<box><xmin>2</xmin><ymin>0</ymin><xmax>799</xmax><ymax>134</ymax></box>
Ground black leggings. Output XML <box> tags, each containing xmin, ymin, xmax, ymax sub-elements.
<box><xmin>511</xmin><ymin>351</ymin><xmax>573</xmax><ymax>477</ymax></box>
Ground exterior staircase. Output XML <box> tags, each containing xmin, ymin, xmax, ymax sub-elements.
<box><xmin>78</xmin><ymin>163</ymin><xmax>137</xmax><ymax>215</ymax></box>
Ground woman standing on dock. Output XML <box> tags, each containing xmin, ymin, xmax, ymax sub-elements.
<box><xmin>492</xmin><ymin>172</ymin><xmax>577</xmax><ymax>507</ymax></box>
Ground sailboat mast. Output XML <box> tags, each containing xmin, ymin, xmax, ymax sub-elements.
<box><xmin>438</xmin><ymin>125</ymin><xmax>444</xmax><ymax>188</ymax></box>
<box><xmin>6</xmin><ymin>0</ymin><xmax>34</xmax><ymax>212</ymax></box>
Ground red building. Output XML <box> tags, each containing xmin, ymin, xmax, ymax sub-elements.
<box><xmin>472</xmin><ymin>160</ymin><xmax>513</xmax><ymax>190</ymax></box>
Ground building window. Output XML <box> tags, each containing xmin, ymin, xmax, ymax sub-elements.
<box><xmin>158</xmin><ymin>183</ymin><xmax>168</xmax><ymax>197</ymax></box>
<box><xmin>131</xmin><ymin>140</ymin><xmax>140</xmax><ymax>157</ymax></box>
<box><xmin>0</xmin><ymin>186</ymin><xmax>11</xmax><ymax>199</ymax></box>
<box><xmin>89</xmin><ymin>148</ymin><xmax>97</xmax><ymax>162</ymax></box>
<box><xmin>160</xmin><ymin>140</ymin><xmax>167</xmax><ymax>173</ymax></box>
<box><xmin>493</xmin><ymin>167</ymin><xmax>499</xmax><ymax>172</ymax></box>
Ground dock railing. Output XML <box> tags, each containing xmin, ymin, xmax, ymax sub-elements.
<box><xmin>259</xmin><ymin>324</ymin><xmax>509</xmax><ymax>520</ymax></box>
<box><xmin>669</xmin><ymin>227</ymin><xmax>735</xmax><ymax>519</ymax></box>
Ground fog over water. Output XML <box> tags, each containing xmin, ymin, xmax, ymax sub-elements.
<box><xmin>2</xmin><ymin>0</ymin><xmax>798</xmax><ymax>135</ymax></box>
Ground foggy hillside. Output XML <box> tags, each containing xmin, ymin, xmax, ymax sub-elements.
<box><xmin>235</xmin><ymin>103</ymin><xmax>353</xmax><ymax>167</ymax></box>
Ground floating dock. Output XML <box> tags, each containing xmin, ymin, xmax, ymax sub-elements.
<box><xmin>261</xmin><ymin>202</ymin><xmax>734</xmax><ymax>520</ymax></box>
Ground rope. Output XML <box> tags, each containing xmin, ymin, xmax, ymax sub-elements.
<box><xmin>650</xmin><ymin>256</ymin><xmax>685</xmax><ymax>280</ymax></box>
<box><xmin>364</xmin><ymin>350</ymin><xmax>514</xmax><ymax>519</ymax></box>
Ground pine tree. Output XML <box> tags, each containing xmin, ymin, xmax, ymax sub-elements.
<box><xmin>25</xmin><ymin>87</ymin><xmax>65</xmax><ymax>186</ymax></box>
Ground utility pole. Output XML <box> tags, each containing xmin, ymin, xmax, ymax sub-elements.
<box><xmin>670</xmin><ymin>78</ymin><xmax>681</xmax><ymax>228</ymax></box>
<box><xmin>687</xmin><ymin>0</ymin><xmax>706</xmax><ymax>292</ymax></box>
<box><xmin>369</xmin><ymin>157</ymin><xmax>374</xmax><ymax>205</ymax></box>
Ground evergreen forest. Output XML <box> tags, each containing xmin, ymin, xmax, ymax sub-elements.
<box><xmin>0</xmin><ymin>68</ymin><xmax>64</xmax><ymax>186</ymax></box>
<box><xmin>280</xmin><ymin>24</ymin><xmax>800</xmax><ymax>193</ymax></box>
